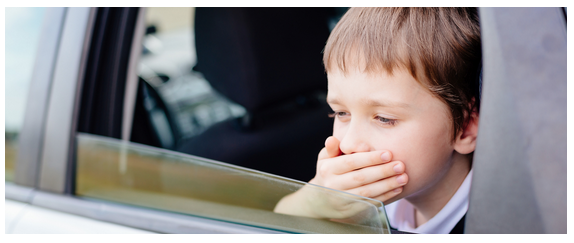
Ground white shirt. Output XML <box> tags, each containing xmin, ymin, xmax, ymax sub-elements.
<box><xmin>384</xmin><ymin>169</ymin><xmax>473</xmax><ymax>234</ymax></box>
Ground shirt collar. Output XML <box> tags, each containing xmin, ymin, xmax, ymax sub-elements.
<box><xmin>385</xmin><ymin>169</ymin><xmax>473</xmax><ymax>234</ymax></box>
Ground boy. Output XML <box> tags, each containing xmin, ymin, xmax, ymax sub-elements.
<box><xmin>274</xmin><ymin>7</ymin><xmax>481</xmax><ymax>234</ymax></box>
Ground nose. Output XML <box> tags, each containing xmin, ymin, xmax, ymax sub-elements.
<box><xmin>338</xmin><ymin>121</ymin><xmax>371</xmax><ymax>154</ymax></box>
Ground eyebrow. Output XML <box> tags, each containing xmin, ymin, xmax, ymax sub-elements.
<box><xmin>327</xmin><ymin>96</ymin><xmax>411</xmax><ymax>109</ymax></box>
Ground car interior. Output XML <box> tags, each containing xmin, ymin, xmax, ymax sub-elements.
<box><xmin>128</xmin><ymin>7</ymin><xmax>347</xmax><ymax>182</ymax></box>
<box><xmin>5</xmin><ymin>7</ymin><xmax>566</xmax><ymax>234</ymax></box>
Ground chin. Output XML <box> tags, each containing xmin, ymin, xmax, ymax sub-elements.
<box><xmin>383</xmin><ymin>197</ymin><xmax>401</xmax><ymax>205</ymax></box>
<box><xmin>383</xmin><ymin>190</ymin><xmax>407</xmax><ymax>205</ymax></box>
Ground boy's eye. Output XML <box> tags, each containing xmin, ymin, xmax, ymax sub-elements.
<box><xmin>328</xmin><ymin>111</ymin><xmax>349</xmax><ymax>118</ymax></box>
<box><xmin>376</xmin><ymin>116</ymin><xmax>397</xmax><ymax>126</ymax></box>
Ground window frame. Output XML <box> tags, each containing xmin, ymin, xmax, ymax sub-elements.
<box><xmin>13</xmin><ymin>7</ymin><xmax>67</xmax><ymax>188</ymax></box>
<box><xmin>36</xmin><ymin>7</ymin><xmax>97</xmax><ymax>194</ymax></box>
<box><xmin>6</xmin><ymin>183</ymin><xmax>280</xmax><ymax>233</ymax></box>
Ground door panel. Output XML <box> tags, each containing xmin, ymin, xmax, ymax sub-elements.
<box><xmin>6</xmin><ymin>199</ymin><xmax>152</xmax><ymax>234</ymax></box>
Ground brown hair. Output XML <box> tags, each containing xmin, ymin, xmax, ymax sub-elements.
<box><xmin>324</xmin><ymin>7</ymin><xmax>482</xmax><ymax>140</ymax></box>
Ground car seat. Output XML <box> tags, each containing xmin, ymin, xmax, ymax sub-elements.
<box><xmin>176</xmin><ymin>7</ymin><xmax>335</xmax><ymax>182</ymax></box>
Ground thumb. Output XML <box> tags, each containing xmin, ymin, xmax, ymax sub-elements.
<box><xmin>325</xmin><ymin>136</ymin><xmax>342</xmax><ymax>158</ymax></box>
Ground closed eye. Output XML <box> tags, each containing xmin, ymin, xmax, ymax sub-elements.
<box><xmin>376</xmin><ymin>115</ymin><xmax>397</xmax><ymax>126</ymax></box>
<box><xmin>328</xmin><ymin>111</ymin><xmax>349</xmax><ymax>118</ymax></box>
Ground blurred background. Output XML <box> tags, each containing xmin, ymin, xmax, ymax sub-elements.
<box><xmin>5</xmin><ymin>7</ymin><xmax>47</xmax><ymax>181</ymax></box>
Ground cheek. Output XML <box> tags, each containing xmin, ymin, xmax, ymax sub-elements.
<box><xmin>332</xmin><ymin>120</ymin><xmax>346</xmax><ymax>141</ymax></box>
<box><xmin>390</xmin><ymin>121</ymin><xmax>454</xmax><ymax>193</ymax></box>
<box><xmin>370</xmin><ymin>128</ymin><xmax>418</xmax><ymax>162</ymax></box>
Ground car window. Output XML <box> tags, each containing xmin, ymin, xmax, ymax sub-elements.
<box><xmin>5</xmin><ymin>7</ymin><xmax>46</xmax><ymax>182</ymax></box>
<box><xmin>75</xmin><ymin>132</ymin><xmax>391</xmax><ymax>233</ymax></box>
<box><xmin>137</xmin><ymin>7</ymin><xmax>246</xmax><ymax>146</ymax></box>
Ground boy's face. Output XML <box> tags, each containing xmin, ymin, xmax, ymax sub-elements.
<box><xmin>327</xmin><ymin>67</ymin><xmax>457</xmax><ymax>201</ymax></box>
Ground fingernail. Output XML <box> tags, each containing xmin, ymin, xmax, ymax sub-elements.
<box><xmin>393</xmin><ymin>188</ymin><xmax>402</xmax><ymax>193</ymax></box>
<box><xmin>396</xmin><ymin>174</ymin><xmax>407</xmax><ymax>185</ymax></box>
<box><xmin>381</xmin><ymin>152</ymin><xmax>390</xmax><ymax>161</ymax></box>
<box><xmin>393</xmin><ymin>163</ymin><xmax>403</xmax><ymax>174</ymax></box>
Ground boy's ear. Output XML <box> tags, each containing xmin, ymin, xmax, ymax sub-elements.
<box><xmin>453</xmin><ymin>110</ymin><xmax>479</xmax><ymax>155</ymax></box>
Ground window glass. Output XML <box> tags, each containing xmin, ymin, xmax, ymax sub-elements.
<box><xmin>5</xmin><ymin>7</ymin><xmax>46</xmax><ymax>181</ymax></box>
<box><xmin>75</xmin><ymin>133</ymin><xmax>390</xmax><ymax>233</ymax></box>
<box><xmin>138</xmin><ymin>7</ymin><xmax>246</xmax><ymax>144</ymax></box>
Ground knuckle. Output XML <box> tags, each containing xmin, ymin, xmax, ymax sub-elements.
<box><xmin>371</xmin><ymin>153</ymin><xmax>380</xmax><ymax>162</ymax></box>
<box><xmin>318</xmin><ymin>164</ymin><xmax>330</xmax><ymax>177</ymax></box>
<box><xmin>323</xmin><ymin>181</ymin><xmax>336</xmax><ymax>189</ymax></box>
<box><xmin>316</xmin><ymin>160</ymin><xmax>323</xmax><ymax>170</ymax></box>
<box><xmin>383</xmin><ymin>163</ymin><xmax>397</xmax><ymax>176</ymax></box>
<box><xmin>357</xmin><ymin>188</ymin><xmax>370</xmax><ymax>198</ymax></box>
<box><xmin>342</xmin><ymin>156</ymin><xmax>355</xmax><ymax>170</ymax></box>
<box><xmin>352</xmin><ymin>172</ymin><xmax>366</xmax><ymax>183</ymax></box>
<box><xmin>368</xmin><ymin>153</ymin><xmax>382</xmax><ymax>166</ymax></box>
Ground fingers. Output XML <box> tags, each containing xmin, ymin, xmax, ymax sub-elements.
<box><xmin>328</xmin><ymin>161</ymin><xmax>405</xmax><ymax>190</ymax></box>
<box><xmin>372</xmin><ymin>187</ymin><xmax>404</xmax><ymax>204</ymax></box>
<box><xmin>314</xmin><ymin>137</ymin><xmax>407</xmax><ymax>202</ymax></box>
<box><xmin>346</xmin><ymin>173</ymin><xmax>409</xmax><ymax>199</ymax></box>
<box><xmin>317</xmin><ymin>147</ymin><xmax>329</xmax><ymax>162</ymax></box>
<box><xmin>327</xmin><ymin>150</ymin><xmax>393</xmax><ymax>175</ymax></box>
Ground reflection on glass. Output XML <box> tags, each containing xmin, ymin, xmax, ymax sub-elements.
<box><xmin>5</xmin><ymin>133</ymin><xmax>18</xmax><ymax>182</ymax></box>
<box><xmin>138</xmin><ymin>7</ymin><xmax>246</xmax><ymax>144</ymax></box>
<box><xmin>76</xmin><ymin>133</ymin><xmax>390</xmax><ymax>233</ymax></box>
<box><xmin>5</xmin><ymin>7</ymin><xmax>46</xmax><ymax>181</ymax></box>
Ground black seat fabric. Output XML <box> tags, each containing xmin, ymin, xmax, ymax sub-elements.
<box><xmin>176</xmin><ymin>7</ymin><xmax>334</xmax><ymax>182</ymax></box>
